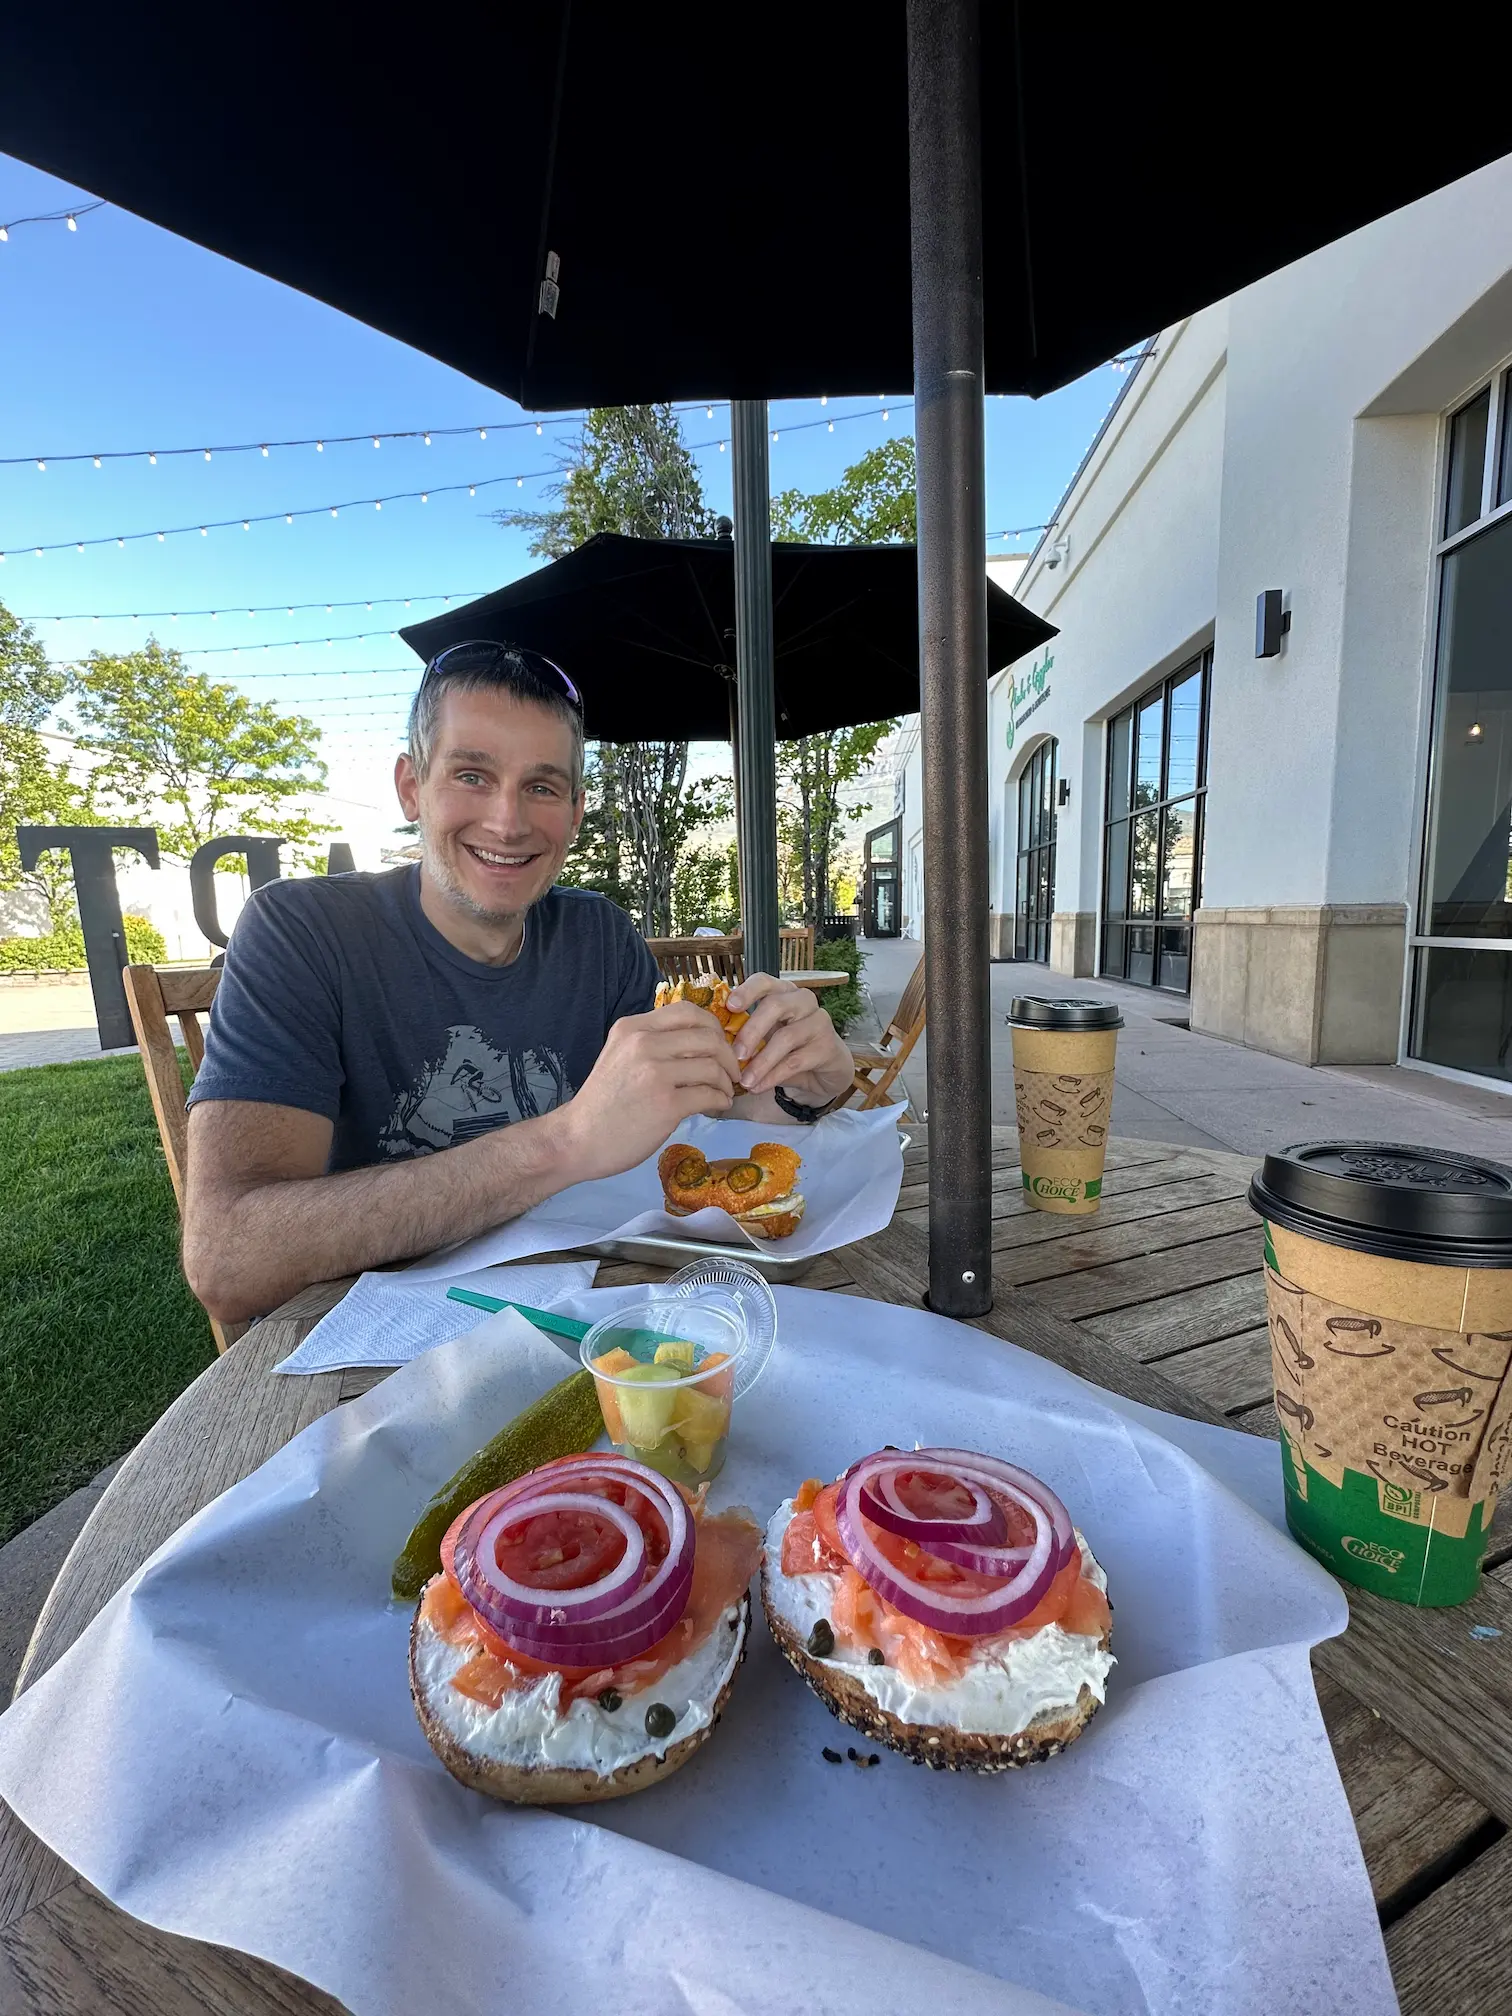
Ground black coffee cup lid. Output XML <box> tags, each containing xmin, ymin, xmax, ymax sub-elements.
<box><xmin>1249</xmin><ymin>1141</ymin><xmax>1512</xmax><ymax>1268</ymax></box>
<box><xmin>1008</xmin><ymin>996</ymin><xmax>1124</xmax><ymax>1031</ymax></box>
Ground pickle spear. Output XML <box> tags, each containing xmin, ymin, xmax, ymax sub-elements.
<box><xmin>391</xmin><ymin>1368</ymin><xmax>604</xmax><ymax>1600</ymax></box>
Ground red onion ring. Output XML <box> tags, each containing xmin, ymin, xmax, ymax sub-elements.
<box><xmin>859</xmin><ymin>1470</ymin><xmax>1008</xmax><ymax>1548</ymax></box>
<box><xmin>452</xmin><ymin>1455</ymin><xmax>694</xmax><ymax>1666</ymax></box>
<box><xmin>833</xmin><ymin>1450</ymin><xmax>1069</xmax><ymax>1636</ymax></box>
<box><xmin>919</xmin><ymin>1448</ymin><xmax>1077</xmax><ymax>1572</ymax></box>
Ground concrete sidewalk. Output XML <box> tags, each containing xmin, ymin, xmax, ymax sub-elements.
<box><xmin>0</xmin><ymin>979</ymin><xmax>134</xmax><ymax>1073</ymax></box>
<box><xmin>856</xmin><ymin>935</ymin><xmax>1512</xmax><ymax>1161</ymax></box>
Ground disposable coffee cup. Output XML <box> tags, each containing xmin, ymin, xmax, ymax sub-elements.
<box><xmin>1007</xmin><ymin>998</ymin><xmax>1123</xmax><ymax>1216</ymax></box>
<box><xmin>1249</xmin><ymin>1143</ymin><xmax>1512</xmax><ymax>1606</ymax></box>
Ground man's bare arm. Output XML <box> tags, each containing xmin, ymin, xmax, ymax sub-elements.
<box><xmin>182</xmin><ymin>1004</ymin><xmax>743</xmax><ymax>1325</ymax></box>
<box><xmin>183</xmin><ymin>1100</ymin><xmax>577</xmax><ymax>1324</ymax></box>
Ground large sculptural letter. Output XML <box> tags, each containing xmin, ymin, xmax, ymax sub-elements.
<box><xmin>17</xmin><ymin>826</ymin><xmax>159</xmax><ymax>1049</ymax></box>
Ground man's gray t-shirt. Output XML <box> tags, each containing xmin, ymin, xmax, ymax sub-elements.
<box><xmin>188</xmin><ymin>867</ymin><xmax>658</xmax><ymax>1171</ymax></box>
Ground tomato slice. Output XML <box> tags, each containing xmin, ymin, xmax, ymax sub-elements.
<box><xmin>493</xmin><ymin>1506</ymin><xmax>628</xmax><ymax>1591</ymax></box>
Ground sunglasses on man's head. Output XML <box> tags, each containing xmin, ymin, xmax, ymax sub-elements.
<box><xmin>423</xmin><ymin>640</ymin><xmax>583</xmax><ymax>715</ymax></box>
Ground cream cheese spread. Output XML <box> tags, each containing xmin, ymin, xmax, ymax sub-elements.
<box><xmin>414</xmin><ymin>1602</ymin><xmax>746</xmax><ymax>1776</ymax></box>
<box><xmin>763</xmin><ymin>1500</ymin><xmax>1114</xmax><ymax>1736</ymax></box>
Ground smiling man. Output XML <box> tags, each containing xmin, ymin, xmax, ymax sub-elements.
<box><xmin>182</xmin><ymin>640</ymin><xmax>857</xmax><ymax>1324</ymax></box>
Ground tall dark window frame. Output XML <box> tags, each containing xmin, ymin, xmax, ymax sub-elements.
<box><xmin>1408</xmin><ymin>363</ymin><xmax>1512</xmax><ymax>1085</ymax></box>
<box><xmin>1013</xmin><ymin>739</ymin><xmax>1057</xmax><ymax>962</ymax></box>
<box><xmin>1101</xmin><ymin>649</ymin><xmax>1211</xmax><ymax>993</ymax></box>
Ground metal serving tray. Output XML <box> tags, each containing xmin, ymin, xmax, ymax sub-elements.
<box><xmin>581</xmin><ymin>1230</ymin><xmax>816</xmax><ymax>1282</ymax></box>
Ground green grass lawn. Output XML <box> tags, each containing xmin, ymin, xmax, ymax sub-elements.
<box><xmin>0</xmin><ymin>1053</ymin><xmax>215</xmax><ymax>1545</ymax></box>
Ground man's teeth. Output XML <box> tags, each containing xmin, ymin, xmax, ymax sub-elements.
<box><xmin>469</xmin><ymin>846</ymin><xmax>533</xmax><ymax>866</ymax></box>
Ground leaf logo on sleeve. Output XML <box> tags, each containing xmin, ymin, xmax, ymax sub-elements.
<box><xmin>380</xmin><ymin>1026</ymin><xmax>574</xmax><ymax>1156</ymax></box>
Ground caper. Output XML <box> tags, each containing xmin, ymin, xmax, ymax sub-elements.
<box><xmin>644</xmin><ymin>1701</ymin><xmax>677</xmax><ymax>1739</ymax></box>
<box><xmin>597</xmin><ymin>1687</ymin><xmax>622</xmax><ymax>1712</ymax></box>
<box><xmin>806</xmin><ymin>1618</ymin><xmax>835</xmax><ymax>1658</ymax></box>
<box><xmin>867</xmin><ymin>1647</ymin><xmax>885</xmax><ymax>1667</ymax></box>
<box><xmin>822</xmin><ymin>1746</ymin><xmax>842</xmax><ymax>1764</ymax></box>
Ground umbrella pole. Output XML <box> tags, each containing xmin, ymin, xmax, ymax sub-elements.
<box><xmin>731</xmin><ymin>399</ymin><xmax>781</xmax><ymax>976</ymax></box>
<box><xmin>907</xmin><ymin>0</ymin><xmax>993</xmax><ymax>1317</ymax></box>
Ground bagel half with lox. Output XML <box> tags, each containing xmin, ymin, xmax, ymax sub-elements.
<box><xmin>658</xmin><ymin>1141</ymin><xmax>805</xmax><ymax>1240</ymax></box>
<box><xmin>410</xmin><ymin>1451</ymin><xmax>762</xmax><ymax>1804</ymax></box>
<box><xmin>761</xmin><ymin>1448</ymin><xmax>1113</xmax><ymax>1771</ymax></box>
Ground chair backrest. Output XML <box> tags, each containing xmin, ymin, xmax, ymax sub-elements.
<box><xmin>122</xmin><ymin>964</ymin><xmax>244</xmax><ymax>1353</ymax></box>
<box><xmin>779</xmin><ymin>925</ymin><xmax>815</xmax><ymax>971</ymax></box>
<box><xmin>886</xmin><ymin>955</ymin><xmax>927</xmax><ymax>1048</ymax></box>
<box><xmin>644</xmin><ymin>934</ymin><xmax>745</xmax><ymax>984</ymax></box>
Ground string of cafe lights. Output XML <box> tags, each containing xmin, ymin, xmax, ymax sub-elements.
<box><xmin>5</xmin><ymin>395</ymin><xmax>911</xmax><ymax>474</ymax></box>
<box><xmin>0</xmin><ymin>199</ymin><xmax>106</xmax><ymax>243</ymax></box>
<box><xmin>28</xmin><ymin>590</ymin><xmax>484</xmax><ymax>622</ymax></box>
<box><xmin>0</xmin><ymin>406</ymin><xmax>917</xmax><ymax>560</ymax></box>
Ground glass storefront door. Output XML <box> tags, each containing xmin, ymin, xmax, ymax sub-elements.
<box><xmin>863</xmin><ymin>818</ymin><xmax>901</xmax><ymax>937</ymax></box>
<box><xmin>1410</xmin><ymin>371</ymin><xmax>1512</xmax><ymax>1084</ymax></box>
<box><xmin>1102</xmin><ymin>651</ymin><xmax>1210</xmax><ymax>992</ymax></box>
<box><xmin>1013</xmin><ymin>739</ymin><xmax>1057</xmax><ymax>962</ymax></box>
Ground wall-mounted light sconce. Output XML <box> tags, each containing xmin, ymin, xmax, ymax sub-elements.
<box><xmin>1057</xmin><ymin>778</ymin><xmax>1072</xmax><ymax>808</ymax></box>
<box><xmin>1466</xmin><ymin>722</ymin><xmax>1484</xmax><ymax>743</ymax></box>
<box><xmin>1255</xmin><ymin>589</ymin><xmax>1292</xmax><ymax>658</ymax></box>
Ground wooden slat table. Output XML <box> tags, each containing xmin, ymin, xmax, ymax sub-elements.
<box><xmin>4</xmin><ymin>1130</ymin><xmax>1509</xmax><ymax>2015</ymax></box>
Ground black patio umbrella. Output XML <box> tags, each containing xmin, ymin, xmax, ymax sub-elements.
<box><xmin>398</xmin><ymin>534</ymin><xmax>1055</xmax><ymax>742</ymax></box>
<box><xmin>10</xmin><ymin>2</ymin><xmax>1511</xmax><ymax>1315</ymax></box>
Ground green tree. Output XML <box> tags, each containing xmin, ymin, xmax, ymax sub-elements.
<box><xmin>502</xmin><ymin>404</ymin><xmax>717</xmax><ymax>558</ymax></box>
<box><xmin>768</xmin><ymin>440</ymin><xmax>913</xmax><ymax>916</ymax></box>
<box><xmin>771</xmin><ymin>437</ymin><xmax>916</xmax><ymax>545</ymax></box>
<box><xmin>777</xmin><ymin>719</ymin><xmax>896</xmax><ymax>921</ymax></box>
<box><xmin>672</xmin><ymin>841</ymin><xmax>739</xmax><ymax>935</ymax></box>
<box><xmin>501</xmin><ymin>406</ymin><xmax>724</xmax><ymax>928</ymax></box>
<box><xmin>0</xmin><ymin>599</ymin><xmax>97</xmax><ymax>926</ymax></box>
<box><xmin>67</xmin><ymin>640</ymin><xmax>332</xmax><ymax>863</ymax></box>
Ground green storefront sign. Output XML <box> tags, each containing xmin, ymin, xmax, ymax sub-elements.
<box><xmin>1005</xmin><ymin>650</ymin><xmax>1054</xmax><ymax>752</ymax></box>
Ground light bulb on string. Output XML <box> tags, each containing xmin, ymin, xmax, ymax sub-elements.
<box><xmin>469</xmin><ymin>485</ymin><xmax>476</xmax><ymax>496</ymax></box>
<box><xmin>719</xmin><ymin>441</ymin><xmax>726</xmax><ymax>452</ymax></box>
<box><xmin>116</xmin><ymin>537</ymin><xmax>124</xmax><ymax>548</ymax></box>
<box><xmin>882</xmin><ymin>408</ymin><xmax>889</xmax><ymax>421</ymax></box>
<box><xmin>423</xmin><ymin>434</ymin><xmax>431</xmax><ymax>446</ymax></box>
<box><xmin>0</xmin><ymin>227</ymin><xmax>8</xmax><ymax>242</ymax></box>
<box><xmin>517</xmin><ymin>477</ymin><xmax>523</xmax><ymax>487</ymax></box>
<box><xmin>203</xmin><ymin>449</ymin><xmax>211</xmax><ymax>461</ymax></box>
<box><xmin>372</xmin><ymin>437</ymin><xmax>381</xmax><ymax>449</ymax></box>
<box><xmin>374</xmin><ymin>500</ymin><xmax>382</xmax><ymax>510</ymax></box>
<box><xmin>827</xmin><ymin>421</ymin><xmax>834</xmax><ymax>432</ymax></box>
<box><xmin>316</xmin><ymin>441</ymin><xmax>324</xmax><ymax>452</ymax></box>
<box><xmin>156</xmin><ymin>533</ymin><xmax>164</xmax><ymax>542</ymax></box>
<box><xmin>536</xmin><ymin>422</ymin><xmax>542</xmax><ymax>434</ymax></box>
<box><xmin>285</xmin><ymin>513</ymin><xmax>293</xmax><ymax>524</ymax></box>
<box><xmin>820</xmin><ymin>394</ymin><xmax>828</xmax><ymax>406</ymax></box>
<box><xmin>200</xmin><ymin>526</ymin><xmax>208</xmax><ymax>536</ymax></box>
<box><xmin>260</xmin><ymin>445</ymin><xmax>268</xmax><ymax>456</ymax></box>
<box><xmin>771</xmin><ymin>431</ymin><xmax>778</xmax><ymax>442</ymax></box>
<box><xmin>149</xmin><ymin>453</ymin><xmax>157</xmax><ymax>464</ymax></box>
<box><xmin>66</xmin><ymin>215</ymin><xmax>76</xmax><ymax>231</ymax></box>
<box><xmin>243</xmin><ymin>520</ymin><xmax>250</xmax><ymax>531</ymax></box>
<box><xmin>76</xmin><ymin>543</ymin><xmax>83</xmax><ymax>553</ymax></box>
<box><xmin>330</xmin><ymin>507</ymin><xmax>338</xmax><ymax>518</ymax></box>
<box><xmin>93</xmin><ymin>456</ymin><xmax>101</xmax><ymax>468</ymax></box>
<box><xmin>36</xmin><ymin>460</ymin><xmax>44</xmax><ymax>472</ymax></box>
<box><xmin>420</xmin><ymin>491</ymin><xmax>428</xmax><ymax>503</ymax></box>
<box><xmin>34</xmin><ymin>549</ymin><xmax>41</xmax><ymax>558</ymax></box>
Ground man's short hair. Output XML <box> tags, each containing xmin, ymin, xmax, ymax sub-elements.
<box><xmin>407</xmin><ymin>640</ymin><xmax>585</xmax><ymax>794</ymax></box>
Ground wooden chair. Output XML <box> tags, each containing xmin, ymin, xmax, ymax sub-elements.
<box><xmin>122</xmin><ymin>964</ymin><xmax>247</xmax><ymax>1355</ymax></box>
<box><xmin>840</xmin><ymin>954</ymin><xmax>926</xmax><ymax>1112</ymax></box>
<box><xmin>644</xmin><ymin>934</ymin><xmax>745</xmax><ymax>984</ymax></box>
<box><xmin>646</xmin><ymin>927</ymin><xmax>814</xmax><ymax>985</ymax></box>
<box><xmin>779</xmin><ymin>924</ymin><xmax>815</xmax><ymax>970</ymax></box>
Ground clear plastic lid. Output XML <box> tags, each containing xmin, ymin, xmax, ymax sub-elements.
<box><xmin>577</xmin><ymin>1258</ymin><xmax>778</xmax><ymax>1399</ymax></box>
<box><xmin>665</xmin><ymin>1256</ymin><xmax>778</xmax><ymax>1397</ymax></box>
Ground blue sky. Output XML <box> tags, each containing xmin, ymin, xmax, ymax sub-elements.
<box><xmin>0</xmin><ymin>154</ymin><xmax>1128</xmax><ymax>810</ymax></box>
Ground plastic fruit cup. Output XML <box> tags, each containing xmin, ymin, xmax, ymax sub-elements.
<box><xmin>581</xmin><ymin>1299</ymin><xmax>745</xmax><ymax>1484</ymax></box>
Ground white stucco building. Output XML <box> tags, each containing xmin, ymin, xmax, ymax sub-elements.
<box><xmin>890</xmin><ymin>153</ymin><xmax>1512</xmax><ymax>1093</ymax></box>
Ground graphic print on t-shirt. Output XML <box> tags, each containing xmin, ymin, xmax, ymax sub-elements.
<box><xmin>378</xmin><ymin>1024</ymin><xmax>575</xmax><ymax>1157</ymax></box>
